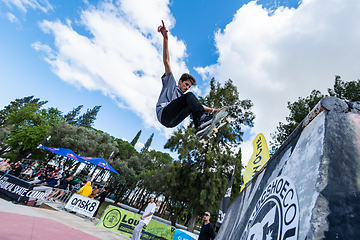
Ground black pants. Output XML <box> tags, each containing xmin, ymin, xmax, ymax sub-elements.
<box><xmin>93</xmin><ymin>200</ymin><xmax>105</xmax><ymax>217</ymax></box>
<box><xmin>161</xmin><ymin>92</ymin><xmax>205</xmax><ymax>128</ymax></box>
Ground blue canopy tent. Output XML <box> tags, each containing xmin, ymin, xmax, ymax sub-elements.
<box><xmin>41</xmin><ymin>146</ymin><xmax>85</xmax><ymax>163</ymax></box>
<box><xmin>80</xmin><ymin>157</ymin><xmax>119</xmax><ymax>175</ymax></box>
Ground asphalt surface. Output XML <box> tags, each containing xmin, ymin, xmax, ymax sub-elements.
<box><xmin>0</xmin><ymin>198</ymin><xmax>130</xmax><ymax>240</ymax></box>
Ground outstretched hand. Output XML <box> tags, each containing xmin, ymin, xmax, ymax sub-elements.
<box><xmin>158</xmin><ymin>20</ymin><xmax>168</xmax><ymax>37</ymax></box>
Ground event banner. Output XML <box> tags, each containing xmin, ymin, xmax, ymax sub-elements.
<box><xmin>0</xmin><ymin>171</ymin><xmax>50</xmax><ymax>205</ymax></box>
<box><xmin>241</xmin><ymin>133</ymin><xmax>270</xmax><ymax>191</ymax></box>
<box><xmin>65</xmin><ymin>193</ymin><xmax>99</xmax><ymax>218</ymax></box>
<box><xmin>97</xmin><ymin>205</ymin><xmax>176</xmax><ymax>240</ymax></box>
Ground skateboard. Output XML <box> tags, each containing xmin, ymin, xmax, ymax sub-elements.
<box><xmin>197</xmin><ymin>106</ymin><xmax>231</xmax><ymax>145</ymax></box>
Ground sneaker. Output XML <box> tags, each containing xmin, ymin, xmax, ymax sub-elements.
<box><xmin>195</xmin><ymin>114</ymin><xmax>213</xmax><ymax>134</ymax></box>
<box><xmin>199</xmin><ymin>114</ymin><xmax>213</xmax><ymax>128</ymax></box>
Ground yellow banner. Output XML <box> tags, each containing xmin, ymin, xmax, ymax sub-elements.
<box><xmin>241</xmin><ymin>133</ymin><xmax>270</xmax><ymax>191</ymax></box>
<box><xmin>97</xmin><ymin>205</ymin><xmax>175</xmax><ymax>240</ymax></box>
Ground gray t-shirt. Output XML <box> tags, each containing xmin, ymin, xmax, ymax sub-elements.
<box><xmin>156</xmin><ymin>72</ymin><xmax>183</xmax><ymax>122</ymax></box>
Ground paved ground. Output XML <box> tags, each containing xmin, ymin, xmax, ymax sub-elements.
<box><xmin>0</xmin><ymin>198</ymin><xmax>130</xmax><ymax>240</ymax></box>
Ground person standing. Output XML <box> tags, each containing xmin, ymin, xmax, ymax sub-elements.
<box><xmin>92</xmin><ymin>187</ymin><xmax>108</xmax><ymax>218</ymax></box>
<box><xmin>198</xmin><ymin>212</ymin><xmax>216</xmax><ymax>240</ymax></box>
<box><xmin>131</xmin><ymin>195</ymin><xmax>156</xmax><ymax>240</ymax></box>
<box><xmin>77</xmin><ymin>181</ymin><xmax>92</xmax><ymax>197</ymax></box>
<box><xmin>89</xmin><ymin>185</ymin><xmax>99</xmax><ymax>199</ymax></box>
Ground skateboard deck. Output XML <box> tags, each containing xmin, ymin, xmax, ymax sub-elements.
<box><xmin>198</xmin><ymin>106</ymin><xmax>230</xmax><ymax>145</ymax></box>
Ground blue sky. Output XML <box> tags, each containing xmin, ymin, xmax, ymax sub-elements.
<box><xmin>1</xmin><ymin>0</ymin><xmax>359</xmax><ymax>164</ymax></box>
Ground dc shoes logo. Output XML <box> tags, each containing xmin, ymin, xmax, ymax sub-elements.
<box><xmin>241</xmin><ymin>176</ymin><xmax>299</xmax><ymax>240</ymax></box>
<box><xmin>103</xmin><ymin>209</ymin><xmax>121</xmax><ymax>228</ymax></box>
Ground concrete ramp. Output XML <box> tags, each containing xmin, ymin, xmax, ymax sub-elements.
<box><xmin>216</xmin><ymin>97</ymin><xmax>360</xmax><ymax>240</ymax></box>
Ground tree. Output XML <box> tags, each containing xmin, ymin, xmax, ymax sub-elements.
<box><xmin>141</xmin><ymin>133</ymin><xmax>154</xmax><ymax>153</ymax></box>
<box><xmin>0</xmin><ymin>96</ymin><xmax>47</xmax><ymax>128</ymax></box>
<box><xmin>270</xmin><ymin>90</ymin><xmax>324</xmax><ymax>152</ymax></box>
<box><xmin>113</xmin><ymin>138</ymin><xmax>139</xmax><ymax>160</ymax></box>
<box><xmin>6</xmin><ymin>106</ymin><xmax>63</xmax><ymax>161</ymax></box>
<box><xmin>48</xmin><ymin>122</ymin><xmax>116</xmax><ymax>158</ymax></box>
<box><xmin>64</xmin><ymin>105</ymin><xmax>83</xmax><ymax>125</ymax></box>
<box><xmin>328</xmin><ymin>75</ymin><xmax>360</xmax><ymax>101</ymax></box>
<box><xmin>164</xmin><ymin>78</ymin><xmax>254</xmax><ymax>231</ymax></box>
<box><xmin>76</xmin><ymin>106</ymin><xmax>102</xmax><ymax>128</ymax></box>
<box><xmin>130</xmin><ymin>130</ymin><xmax>142</xmax><ymax>147</ymax></box>
<box><xmin>64</xmin><ymin>105</ymin><xmax>102</xmax><ymax>128</ymax></box>
<box><xmin>271</xmin><ymin>75</ymin><xmax>360</xmax><ymax>152</ymax></box>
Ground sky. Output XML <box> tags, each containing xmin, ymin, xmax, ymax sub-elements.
<box><xmin>0</xmin><ymin>0</ymin><xmax>359</xmax><ymax>166</ymax></box>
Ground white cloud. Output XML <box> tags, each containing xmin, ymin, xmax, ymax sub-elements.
<box><xmin>33</xmin><ymin>0</ymin><xmax>188</xmax><ymax>136</ymax></box>
<box><xmin>196</xmin><ymin>0</ymin><xmax>360</xmax><ymax>166</ymax></box>
<box><xmin>6</xmin><ymin>12</ymin><xmax>18</xmax><ymax>23</ymax></box>
<box><xmin>135</xmin><ymin>142</ymin><xmax>145</xmax><ymax>152</ymax></box>
<box><xmin>2</xmin><ymin>0</ymin><xmax>53</xmax><ymax>13</ymax></box>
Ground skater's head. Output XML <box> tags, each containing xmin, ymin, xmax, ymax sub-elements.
<box><xmin>178</xmin><ymin>73</ymin><xmax>196</xmax><ymax>93</ymax></box>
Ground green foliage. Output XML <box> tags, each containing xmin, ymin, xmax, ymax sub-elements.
<box><xmin>64</xmin><ymin>105</ymin><xmax>102</xmax><ymax>128</ymax></box>
<box><xmin>328</xmin><ymin>75</ymin><xmax>360</xmax><ymax>101</ymax></box>
<box><xmin>77</xmin><ymin>105</ymin><xmax>102</xmax><ymax>128</ymax></box>
<box><xmin>0</xmin><ymin>96</ymin><xmax>47</xmax><ymax>127</ymax></box>
<box><xmin>271</xmin><ymin>75</ymin><xmax>360</xmax><ymax>152</ymax></box>
<box><xmin>270</xmin><ymin>90</ymin><xmax>324</xmax><ymax>152</ymax></box>
<box><xmin>64</xmin><ymin>105</ymin><xmax>83</xmax><ymax>125</ymax></box>
<box><xmin>141</xmin><ymin>133</ymin><xmax>154</xmax><ymax>153</ymax></box>
<box><xmin>48</xmin><ymin>122</ymin><xmax>116</xmax><ymax>158</ymax></box>
<box><xmin>199</xmin><ymin>79</ymin><xmax>255</xmax><ymax>145</ymax></box>
<box><xmin>164</xmin><ymin>78</ymin><xmax>254</xmax><ymax>230</ymax></box>
<box><xmin>0</xmin><ymin>96</ymin><xmax>63</xmax><ymax>160</ymax></box>
<box><xmin>130</xmin><ymin>130</ymin><xmax>142</xmax><ymax>147</ymax></box>
<box><xmin>114</xmin><ymin>138</ymin><xmax>139</xmax><ymax>160</ymax></box>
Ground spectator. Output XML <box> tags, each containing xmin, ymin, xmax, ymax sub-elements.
<box><xmin>20</xmin><ymin>167</ymin><xmax>33</xmax><ymax>180</ymax></box>
<box><xmin>63</xmin><ymin>170</ymin><xmax>70</xmax><ymax>179</ymax></box>
<box><xmin>198</xmin><ymin>212</ymin><xmax>216</xmax><ymax>240</ymax></box>
<box><xmin>49</xmin><ymin>176</ymin><xmax>73</xmax><ymax>201</ymax></box>
<box><xmin>77</xmin><ymin>181</ymin><xmax>92</xmax><ymax>197</ymax></box>
<box><xmin>131</xmin><ymin>195</ymin><xmax>156</xmax><ymax>240</ymax></box>
<box><xmin>9</xmin><ymin>165</ymin><xmax>22</xmax><ymax>177</ymax></box>
<box><xmin>89</xmin><ymin>185</ymin><xmax>99</xmax><ymax>199</ymax></box>
<box><xmin>93</xmin><ymin>187</ymin><xmax>108</xmax><ymax>218</ymax></box>
<box><xmin>38</xmin><ymin>174</ymin><xmax>60</xmax><ymax>187</ymax></box>
<box><xmin>0</xmin><ymin>159</ymin><xmax>10</xmax><ymax>172</ymax></box>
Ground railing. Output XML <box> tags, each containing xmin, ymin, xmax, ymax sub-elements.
<box><xmin>44</xmin><ymin>187</ymin><xmax>75</xmax><ymax>210</ymax></box>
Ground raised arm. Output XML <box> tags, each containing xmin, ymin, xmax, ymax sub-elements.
<box><xmin>158</xmin><ymin>20</ymin><xmax>171</xmax><ymax>75</ymax></box>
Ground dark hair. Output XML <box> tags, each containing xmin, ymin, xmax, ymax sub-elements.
<box><xmin>180</xmin><ymin>73</ymin><xmax>196</xmax><ymax>86</ymax></box>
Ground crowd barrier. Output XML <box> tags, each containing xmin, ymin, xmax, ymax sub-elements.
<box><xmin>44</xmin><ymin>187</ymin><xmax>74</xmax><ymax>208</ymax></box>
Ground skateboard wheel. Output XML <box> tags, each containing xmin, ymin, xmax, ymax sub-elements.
<box><xmin>213</xmin><ymin>127</ymin><xmax>218</xmax><ymax>133</ymax></box>
<box><xmin>213</xmin><ymin>133</ymin><xmax>216</xmax><ymax>138</ymax></box>
<box><xmin>202</xmin><ymin>140</ymin><xmax>207</xmax><ymax>145</ymax></box>
<box><xmin>226</xmin><ymin>118</ymin><xmax>231</xmax><ymax>124</ymax></box>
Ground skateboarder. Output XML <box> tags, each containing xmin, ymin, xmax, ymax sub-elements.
<box><xmin>156</xmin><ymin>20</ymin><xmax>219</xmax><ymax>133</ymax></box>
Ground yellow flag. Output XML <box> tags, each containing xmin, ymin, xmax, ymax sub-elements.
<box><xmin>240</xmin><ymin>133</ymin><xmax>270</xmax><ymax>191</ymax></box>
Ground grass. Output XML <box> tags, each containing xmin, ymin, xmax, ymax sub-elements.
<box><xmin>95</xmin><ymin>201</ymin><xmax>112</xmax><ymax>219</ymax></box>
<box><xmin>39</xmin><ymin>203</ymin><xmax>58</xmax><ymax>211</ymax></box>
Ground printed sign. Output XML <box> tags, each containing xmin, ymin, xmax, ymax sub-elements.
<box><xmin>0</xmin><ymin>172</ymin><xmax>49</xmax><ymax>203</ymax></box>
<box><xmin>98</xmin><ymin>205</ymin><xmax>176</xmax><ymax>240</ymax></box>
<box><xmin>241</xmin><ymin>133</ymin><xmax>270</xmax><ymax>191</ymax></box>
<box><xmin>65</xmin><ymin>193</ymin><xmax>99</xmax><ymax>218</ymax></box>
<box><xmin>173</xmin><ymin>229</ymin><xmax>197</xmax><ymax>240</ymax></box>
<box><xmin>240</xmin><ymin>176</ymin><xmax>300</xmax><ymax>240</ymax></box>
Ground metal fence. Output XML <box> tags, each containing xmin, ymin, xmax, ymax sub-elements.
<box><xmin>44</xmin><ymin>187</ymin><xmax>75</xmax><ymax>210</ymax></box>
